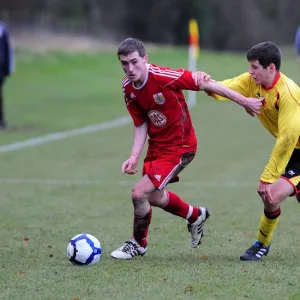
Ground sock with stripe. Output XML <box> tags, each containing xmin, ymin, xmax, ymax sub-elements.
<box><xmin>256</xmin><ymin>208</ymin><xmax>281</xmax><ymax>246</ymax></box>
<box><xmin>162</xmin><ymin>190</ymin><xmax>199</xmax><ymax>224</ymax></box>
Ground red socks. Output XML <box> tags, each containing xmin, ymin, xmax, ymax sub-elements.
<box><xmin>163</xmin><ymin>190</ymin><xmax>199</xmax><ymax>224</ymax></box>
<box><xmin>133</xmin><ymin>208</ymin><xmax>152</xmax><ymax>248</ymax></box>
<box><xmin>132</xmin><ymin>191</ymin><xmax>199</xmax><ymax>247</ymax></box>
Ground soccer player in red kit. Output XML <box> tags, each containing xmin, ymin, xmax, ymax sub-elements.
<box><xmin>111</xmin><ymin>38</ymin><xmax>263</xmax><ymax>259</ymax></box>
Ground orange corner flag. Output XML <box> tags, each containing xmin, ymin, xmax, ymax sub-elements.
<box><xmin>189</xmin><ymin>19</ymin><xmax>200</xmax><ymax>60</ymax></box>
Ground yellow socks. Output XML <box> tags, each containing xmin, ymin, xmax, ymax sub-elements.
<box><xmin>256</xmin><ymin>208</ymin><xmax>281</xmax><ymax>246</ymax></box>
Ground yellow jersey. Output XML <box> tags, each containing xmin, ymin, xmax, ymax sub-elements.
<box><xmin>208</xmin><ymin>72</ymin><xmax>300</xmax><ymax>183</ymax></box>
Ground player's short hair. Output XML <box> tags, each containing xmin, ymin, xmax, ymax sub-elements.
<box><xmin>117</xmin><ymin>38</ymin><xmax>146</xmax><ymax>59</ymax></box>
<box><xmin>247</xmin><ymin>41</ymin><xmax>281</xmax><ymax>70</ymax></box>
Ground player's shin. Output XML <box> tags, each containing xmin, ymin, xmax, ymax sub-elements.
<box><xmin>256</xmin><ymin>208</ymin><xmax>281</xmax><ymax>246</ymax></box>
<box><xmin>133</xmin><ymin>207</ymin><xmax>152</xmax><ymax>248</ymax></box>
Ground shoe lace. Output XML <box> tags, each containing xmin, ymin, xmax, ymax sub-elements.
<box><xmin>122</xmin><ymin>241</ymin><xmax>139</xmax><ymax>255</ymax></box>
<box><xmin>187</xmin><ymin>223</ymin><xmax>198</xmax><ymax>234</ymax></box>
<box><xmin>246</xmin><ymin>245</ymin><xmax>260</xmax><ymax>255</ymax></box>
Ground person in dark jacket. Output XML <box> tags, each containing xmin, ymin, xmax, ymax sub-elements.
<box><xmin>0</xmin><ymin>21</ymin><xmax>14</xmax><ymax>128</ymax></box>
<box><xmin>296</xmin><ymin>25</ymin><xmax>300</xmax><ymax>62</ymax></box>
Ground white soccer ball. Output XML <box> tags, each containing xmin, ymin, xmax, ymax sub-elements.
<box><xmin>67</xmin><ymin>233</ymin><xmax>101</xmax><ymax>265</ymax></box>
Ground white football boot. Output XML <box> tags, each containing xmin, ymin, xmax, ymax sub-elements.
<box><xmin>187</xmin><ymin>206</ymin><xmax>210</xmax><ymax>248</ymax></box>
<box><xmin>111</xmin><ymin>239</ymin><xmax>147</xmax><ymax>260</ymax></box>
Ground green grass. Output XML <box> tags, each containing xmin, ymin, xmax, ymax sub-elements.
<box><xmin>1</xmin><ymin>47</ymin><xmax>300</xmax><ymax>300</ymax></box>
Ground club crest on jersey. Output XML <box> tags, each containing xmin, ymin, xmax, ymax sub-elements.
<box><xmin>148</xmin><ymin>110</ymin><xmax>167</xmax><ymax>127</ymax></box>
<box><xmin>153</xmin><ymin>93</ymin><xmax>165</xmax><ymax>104</ymax></box>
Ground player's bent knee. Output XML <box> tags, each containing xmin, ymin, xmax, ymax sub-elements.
<box><xmin>131</xmin><ymin>187</ymin><xmax>147</xmax><ymax>202</ymax></box>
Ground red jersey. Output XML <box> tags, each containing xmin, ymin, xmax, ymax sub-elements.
<box><xmin>122</xmin><ymin>64</ymin><xmax>199</xmax><ymax>150</ymax></box>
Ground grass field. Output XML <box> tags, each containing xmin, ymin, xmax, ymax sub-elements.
<box><xmin>1</xmin><ymin>46</ymin><xmax>300</xmax><ymax>300</ymax></box>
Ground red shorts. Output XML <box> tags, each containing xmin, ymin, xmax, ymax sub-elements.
<box><xmin>142</xmin><ymin>149</ymin><xmax>196</xmax><ymax>190</ymax></box>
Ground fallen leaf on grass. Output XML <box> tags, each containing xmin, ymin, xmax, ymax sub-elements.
<box><xmin>200</xmin><ymin>255</ymin><xmax>209</xmax><ymax>259</ymax></box>
<box><xmin>220</xmin><ymin>244</ymin><xmax>225</xmax><ymax>247</ymax></box>
<box><xmin>241</xmin><ymin>269</ymin><xmax>248</xmax><ymax>272</ymax></box>
<box><xmin>185</xmin><ymin>285</ymin><xmax>194</xmax><ymax>292</ymax></box>
<box><xmin>23</xmin><ymin>237</ymin><xmax>29</xmax><ymax>242</ymax></box>
<box><xmin>19</xmin><ymin>271</ymin><xmax>24</xmax><ymax>275</ymax></box>
<box><xmin>163</xmin><ymin>277</ymin><xmax>168</xmax><ymax>281</ymax></box>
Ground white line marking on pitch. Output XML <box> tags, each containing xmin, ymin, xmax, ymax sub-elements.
<box><xmin>0</xmin><ymin>178</ymin><xmax>256</xmax><ymax>187</ymax></box>
<box><xmin>0</xmin><ymin>116</ymin><xmax>131</xmax><ymax>153</ymax></box>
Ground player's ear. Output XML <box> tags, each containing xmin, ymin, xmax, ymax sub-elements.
<box><xmin>269</xmin><ymin>63</ymin><xmax>276</xmax><ymax>73</ymax></box>
<box><xmin>143</xmin><ymin>54</ymin><xmax>148</xmax><ymax>63</ymax></box>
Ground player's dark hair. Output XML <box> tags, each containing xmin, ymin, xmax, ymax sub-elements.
<box><xmin>247</xmin><ymin>41</ymin><xmax>281</xmax><ymax>70</ymax></box>
<box><xmin>117</xmin><ymin>38</ymin><xmax>146</xmax><ymax>59</ymax></box>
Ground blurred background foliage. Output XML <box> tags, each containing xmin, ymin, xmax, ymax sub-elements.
<box><xmin>0</xmin><ymin>0</ymin><xmax>300</xmax><ymax>50</ymax></box>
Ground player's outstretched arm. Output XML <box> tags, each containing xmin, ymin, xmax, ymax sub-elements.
<box><xmin>202</xmin><ymin>80</ymin><xmax>264</xmax><ymax>115</ymax></box>
<box><xmin>122</xmin><ymin>122</ymin><xmax>148</xmax><ymax>175</ymax></box>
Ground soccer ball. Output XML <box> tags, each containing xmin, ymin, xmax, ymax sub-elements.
<box><xmin>67</xmin><ymin>233</ymin><xmax>102</xmax><ymax>265</ymax></box>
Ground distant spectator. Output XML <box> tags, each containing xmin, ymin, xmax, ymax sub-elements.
<box><xmin>0</xmin><ymin>21</ymin><xmax>14</xmax><ymax>129</ymax></box>
<box><xmin>296</xmin><ymin>25</ymin><xmax>300</xmax><ymax>62</ymax></box>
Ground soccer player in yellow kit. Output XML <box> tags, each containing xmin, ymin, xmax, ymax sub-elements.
<box><xmin>200</xmin><ymin>41</ymin><xmax>300</xmax><ymax>261</ymax></box>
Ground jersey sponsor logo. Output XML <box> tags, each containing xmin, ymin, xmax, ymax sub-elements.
<box><xmin>130</xmin><ymin>92</ymin><xmax>136</xmax><ymax>99</ymax></box>
<box><xmin>154</xmin><ymin>175</ymin><xmax>161</xmax><ymax>182</ymax></box>
<box><xmin>288</xmin><ymin>170</ymin><xmax>296</xmax><ymax>176</ymax></box>
<box><xmin>153</xmin><ymin>93</ymin><xmax>165</xmax><ymax>104</ymax></box>
<box><xmin>148</xmin><ymin>110</ymin><xmax>167</xmax><ymax>127</ymax></box>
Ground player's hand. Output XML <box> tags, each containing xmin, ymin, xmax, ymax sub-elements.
<box><xmin>244</xmin><ymin>107</ymin><xmax>255</xmax><ymax>117</ymax></box>
<box><xmin>243</xmin><ymin>97</ymin><xmax>264</xmax><ymax>116</ymax></box>
<box><xmin>121</xmin><ymin>155</ymin><xmax>138</xmax><ymax>175</ymax></box>
<box><xmin>257</xmin><ymin>181</ymin><xmax>273</xmax><ymax>204</ymax></box>
<box><xmin>192</xmin><ymin>71</ymin><xmax>211</xmax><ymax>89</ymax></box>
